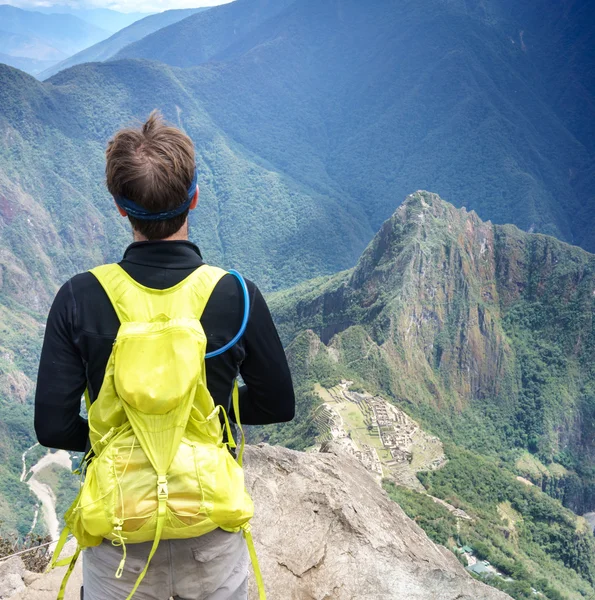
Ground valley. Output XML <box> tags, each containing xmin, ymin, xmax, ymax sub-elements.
<box><xmin>20</xmin><ymin>445</ymin><xmax>72</xmax><ymax>543</ymax></box>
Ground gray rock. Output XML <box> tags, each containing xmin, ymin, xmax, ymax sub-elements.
<box><xmin>245</xmin><ymin>443</ymin><xmax>511</xmax><ymax>600</ymax></box>
<box><xmin>0</xmin><ymin>557</ymin><xmax>26</xmax><ymax>598</ymax></box>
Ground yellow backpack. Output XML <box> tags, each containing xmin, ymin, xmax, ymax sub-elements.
<box><xmin>50</xmin><ymin>263</ymin><xmax>265</xmax><ymax>600</ymax></box>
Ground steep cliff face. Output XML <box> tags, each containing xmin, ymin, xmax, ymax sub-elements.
<box><xmin>271</xmin><ymin>192</ymin><xmax>595</xmax><ymax>507</ymax></box>
<box><xmin>7</xmin><ymin>444</ymin><xmax>512</xmax><ymax>600</ymax></box>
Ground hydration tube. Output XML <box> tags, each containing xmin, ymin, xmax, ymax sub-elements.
<box><xmin>205</xmin><ymin>270</ymin><xmax>250</xmax><ymax>359</ymax></box>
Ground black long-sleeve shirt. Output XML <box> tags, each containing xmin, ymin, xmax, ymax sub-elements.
<box><xmin>34</xmin><ymin>240</ymin><xmax>295</xmax><ymax>452</ymax></box>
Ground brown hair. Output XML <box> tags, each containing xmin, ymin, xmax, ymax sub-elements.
<box><xmin>106</xmin><ymin>110</ymin><xmax>196</xmax><ymax>240</ymax></box>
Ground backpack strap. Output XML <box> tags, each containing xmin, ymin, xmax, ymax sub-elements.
<box><xmin>90</xmin><ymin>263</ymin><xmax>227</xmax><ymax>324</ymax></box>
<box><xmin>243</xmin><ymin>524</ymin><xmax>266</xmax><ymax>600</ymax></box>
<box><xmin>50</xmin><ymin>526</ymin><xmax>81</xmax><ymax>600</ymax></box>
<box><xmin>121</xmin><ymin>478</ymin><xmax>168</xmax><ymax>600</ymax></box>
<box><xmin>232</xmin><ymin>381</ymin><xmax>245</xmax><ymax>467</ymax></box>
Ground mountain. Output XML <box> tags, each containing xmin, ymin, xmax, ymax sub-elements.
<box><xmin>39</xmin><ymin>8</ymin><xmax>208</xmax><ymax>80</ymax></box>
<box><xmin>4</xmin><ymin>444</ymin><xmax>513</xmax><ymax>600</ymax></box>
<box><xmin>263</xmin><ymin>191</ymin><xmax>595</xmax><ymax>600</ymax></box>
<box><xmin>0</xmin><ymin>6</ymin><xmax>110</xmax><ymax>55</ymax></box>
<box><xmin>113</xmin><ymin>0</ymin><xmax>297</xmax><ymax>67</ymax></box>
<box><xmin>0</xmin><ymin>0</ymin><xmax>594</xmax><ymax>592</ymax></box>
<box><xmin>270</xmin><ymin>191</ymin><xmax>595</xmax><ymax>491</ymax></box>
<box><xmin>0</xmin><ymin>29</ymin><xmax>62</xmax><ymax>61</ymax></box>
<box><xmin>0</xmin><ymin>50</ymin><xmax>55</xmax><ymax>75</ymax></box>
<box><xmin>32</xmin><ymin>6</ymin><xmax>151</xmax><ymax>33</ymax></box>
<box><xmin>0</xmin><ymin>5</ymin><xmax>110</xmax><ymax>73</ymax></box>
<box><xmin>115</xmin><ymin>0</ymin><xmax>595</xmax><ymax>254</ymax></box>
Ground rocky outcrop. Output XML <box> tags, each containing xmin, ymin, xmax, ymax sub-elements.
<box><xmin>245</xmin><ymin>443</ymin><xmax>509</xmax><ymax>600</ymax></box>
<box><xmin>5</xmin><ymin>444</ymin><xmax>511</xmax><ymax>600</ymax></box>
<box><xmin>0</xmin><ymin>558</ymin><xmax>26</xmax><ymax>598</ymax></box>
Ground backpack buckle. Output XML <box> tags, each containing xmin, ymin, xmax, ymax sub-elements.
<box><xmin>157</xmin><ymin>476</ymin><xmax>168</xmax><ymax>499</ymax></box>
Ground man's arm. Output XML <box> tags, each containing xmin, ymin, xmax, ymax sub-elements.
<box><xmin>237</xmin><ymin>285</ymin><xmax>295</xmax><ymax>425</ymax></box>
<box><xmin>35</xmin><ymin>280</ymin><xmax>89</xmax><ymax>452</ymax></box>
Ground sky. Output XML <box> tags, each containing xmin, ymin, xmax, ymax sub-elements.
<box><xmin>4</xmin><ymin>0</ymin><xmax>233</xmax><ymax>13</ymax></box>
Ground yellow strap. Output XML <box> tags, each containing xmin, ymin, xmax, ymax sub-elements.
<box><xmin>124</xmin><ymin>480</ymin><xmax>168</xmax><ymax>600</ymax></box>
<box><xmin>84</xmin><ymin>388</ymin><xmax>91</xmax><ymax>413</ymax></box>
<box><xmin>49</xmin><ymin>527</ymin><xmax>81</xmax><ymax>600</ymax></box>
<box><xmin>243</xmin><ymin>525</ymin><xmax>266</xmax><ymax>600</ymax></box>
<box><xmin>232</xmin><ymin>381</ymin><xmax>245</xmax><ymax>467</ymax></box>
<box><xmin>234</xmin><ymin>382</ymin><xmax>265</xmax><ymax>598</ymax></box>
<box><xmin>208</xmin><ymin>404</ymin><xmax>236</xmax><ymax>450</ymax></box>
<box><xmin>90</xmin><ymin>263</ymin><xmax>227</xmax><ymax>323</ymax></box>
<box><xmin>48</xmin><ymin>526</ymin><xmax>71</xmax><ymax>571</ymax></box>
<box><xmin>56</xmin><ymin>545</ymin><xmax>81</xmax><ymax>600</ymax></box>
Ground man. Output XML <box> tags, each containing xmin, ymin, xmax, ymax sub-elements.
<box><xmin>35</xmin><ymin>111</ymin><xmax>295</xmax><ymax>600</ymax></box>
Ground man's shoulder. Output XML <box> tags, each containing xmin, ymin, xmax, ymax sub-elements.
<box><xmin>211</xmin><ymin>270</ymin><xmax>258</xmax><ymax>300</ymax></box>
<box><xmin>66</xmin><ymin>270</ymin><xmax>104</xmax><ymax>295</ymax></box>
<box><xmin>52</xmin><ymin>270</ymin><xmax>107</xmax><ymax>311</ymax></box>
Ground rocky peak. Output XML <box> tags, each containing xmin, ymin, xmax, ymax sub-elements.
<box><xmin>351</xmin><ymin>191</ymin><xmax>496</xmax><ymax>302</ymax></box>
<box><xmin>271</xmin><ymin>192</ymin><xmax>594</xmax><ymax>481</ymax></box>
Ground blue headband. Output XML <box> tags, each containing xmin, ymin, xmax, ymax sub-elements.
<box><xmin>114</xmin><ymin>170</ymin><xmax>198</xmax><ymax>221</ymax></box>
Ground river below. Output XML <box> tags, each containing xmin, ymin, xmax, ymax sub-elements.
<box><xmin>21</xmin><ymin>444</ymin><xmax>72</xmax><ymax>542</ymax></box>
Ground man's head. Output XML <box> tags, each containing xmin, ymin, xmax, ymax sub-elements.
<box><xmin>106</xmin><ymin>110</ymin><xmax>198</xmax><ymax>241</ymax></box>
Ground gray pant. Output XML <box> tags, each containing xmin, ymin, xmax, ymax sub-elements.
<box><xmin>82</xmin><ymin>529</ymin><xmax>249</xmax><ymax>600</ymax></box>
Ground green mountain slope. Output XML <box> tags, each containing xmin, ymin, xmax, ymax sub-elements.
<box><xmin>39</xmin><ymin>8</ymin><xmax>207</xmax><ymax>80</ymax></box>
<box><xmin>269</xmin><ymin>192</ymin><xmax>595</xmax><ymax>509</ymax></box>
<box><xmin>0</xmin><ymin>60</ymin><xmax>370</xmax><ymax>294</ymax></box>
<box><xmin>263</xmin><ymin>191</ymin><xmax>595</xmax><ymax>599</ymax></box>
<box><xmin>114</xmin><ymin>0</ymin><xmax>595</xmax><ymax>252</ymax></box>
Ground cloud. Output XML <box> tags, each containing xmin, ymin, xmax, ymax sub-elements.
<box><xmin>5</xmin><ymin>0</ymin><xmax>233</xmax><ymax>14</ymax></box>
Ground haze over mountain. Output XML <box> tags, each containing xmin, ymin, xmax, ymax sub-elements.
<box><xmin>31</xmin><ymin>6</ymin><xmax>151</xmax><ymax>33</ymax></box>
<box><xmin>39</xmin><ymin>7</ymin><xmax>208</xmax><ymax>79</ymax></box>
<box><xmin>113</xmin><ymin>0</ymin><xmax>296</xmax><ymax>66</ymax></box>
<box><xmin>0</xmin><ymin>4</ymin><xmax>111</xmax><ymax>74</ymax></box>
<box><xmin>0</xmin><ymin>40</ymin><xmax>57</xmax><ymax>74</ymax></box>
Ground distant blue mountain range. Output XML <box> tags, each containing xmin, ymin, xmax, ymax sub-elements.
<box><xmin>0</xmin><ymin>4</ymin><xmax>111</xmax><ymax>72</ymax></box>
